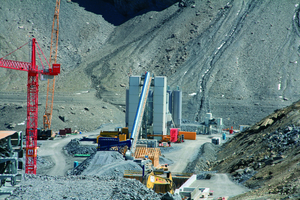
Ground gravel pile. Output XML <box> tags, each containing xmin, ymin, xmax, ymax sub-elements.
<box><xmin>227</xmin><ymin>125</ymin><xmax>300</xmax><ymax>184</ymax></box>
<box><xmin>184</xmin><ymin>142</ymin><xmax>220</xmax><ymax>173</ymax></box>
<box><xmin>264</xmin><ymin>125</ymin><xmax>300</xmax><ymax>154</ymax></box>
<box><xmin>64</xmin><ymin>139</ymin><xmax>97</xmax><ymax>155</ymax></box>
<box><xmin>159</xmin><ymin>156</ymin><xmax>174</xmax><ymax>166</ymax></box>
<box><xmin>232</xmin><ymin>167</ymin><xmax>257</xmax><ymax>184</ymax></box>
<box><xmin>36</xmin><ymin>155</ymin><xmax>53</xmax><ymax>170</ymax></box>
<box><xmin>159</xmin><ymin>145</ymin><xmax>181</xmax><ymax>154</ymax></box>
<box><xmin>69</xmin><ymin>151</ymin><xmax>142</xmax><ymax>177</ymax></box>
<box><xmin>7</xmin><ymin>175</ymin><xmax>162</xmax><ymax>200</ymax></box>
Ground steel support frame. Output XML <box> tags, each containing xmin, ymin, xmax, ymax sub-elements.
<box><xmin>25</xmin><ymin>38</ymin><xmax>38</xmax><ymax>174</ymax></box>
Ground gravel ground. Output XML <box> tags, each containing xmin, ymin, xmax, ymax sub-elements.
<box><xmin>159</xmin><ymin>145</ymin><xmax>181</xmax><ymax>154</ymax></box>
<box><xmin>263</xmin><ymin>125</ymin><xmax>300</xmax><ymax>154</ymax></box>
<box><xmin>64</xmin><ymin>138</ymin><xmax>97</xmax><ymax>155</ymax></box>
<box><xmin>69</xmin><ymin>151</ymin><xmax>142</xmax><ymax>177</ymax></box>
<box><xmin>159</xmin><ymin>156</ymin><xmax>174</xmax><ymax>166</ymax></box>
<box><xmin>7</xmin><ymin>175</ymin><xmax>162</xmax><ymax>200</ymax></box>
<box><xmin>36</xmin><ymin>155</ymin><xmax>54</xmax><ymax>171</ymax></box>
<box><xmin>184</xmin><ymin>142</ymin><xmax>220</xmax><ymax>173</ymax></box>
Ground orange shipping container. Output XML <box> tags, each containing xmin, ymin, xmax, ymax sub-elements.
<box><xmin>179</xmin><ymin>131</ymin><xmax>196</xmax><ymax>140</ymax></box>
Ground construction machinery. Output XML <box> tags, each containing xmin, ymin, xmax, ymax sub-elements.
<box><xmin>144</xmin><ymin>170</ymin><xmax>175</xmax><ymax>194</ymax></box>
<box><xmin>0</xmin><ymin>39</ymin><xmax>60</xmax><ymax>174</ymax></box>
<box><xmin>39</xmin><ymin>0</ymin><xmax>61</xmax><ymax>140</ymax></box>
<box><xmin>147</xmin><ymin>133</ymin><xmax>184</xmax><ymax>144</ymax></box>
<box><xmin>90</xmin><ymin>72</ymin><xmax>152</xmax><ymax>158</ymax></box>
<box><xmin>124</xmin><ymin>169</ymin><xmax>195</xmax><ymax>195</ymax></box>
<box><xmin>97</xmin><ymin>137</ymin><xmax>132</xmax><ymax>155</ymax></box>
<box><xmin>125</xmin><ymin>71</ymin><xmax>152</xmax><ymax>159</ymax></box>
<box><xmin>98</xmin><ymin>127</ymin><xmax>129</xmax><ymax>141</ymax></box>
<box><xmin>0</xmin><ymin>131</ymin><xmax>23</xmax><ymax>194</ymax></box>
<box><xmin>93</xmin><ymin>127</ymin><xmax>130</xmax><ymax>155</ymax></box>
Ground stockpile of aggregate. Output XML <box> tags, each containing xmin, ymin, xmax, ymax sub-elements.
<box><xmin>69</xmin><ymin>151</ymin><xmax>142</xmax><ymax>177</ymax></box>
<box><xmin>64</xmin><ymin>139</ymin><xmax>97</xmax><ymax>155</ymax></box>
<box><xmin>184</xmin><ymin>142</ymin><xmax>220</xmax><ymax>173</ymax></box>
<box><xmin>230</xmin><ymin>125</ymin><xmax>300</xmax><ymax>184</ymax></box>
<box><xmin>226</xmin><ymin>125</ymin><xmax>300</xmax><ymax>184</ymax></box>
<box><xmin>264</xmin><ymin>125</ymin><xmax>300</xmax><ymax>153</ymax></box>
<box><xmin>159</xmin><ymin>156</ymin><xmax>174</xmax><ymax>166</ymax></box>
<box><xmin>7</xmin><ymin>175</ymin><xmax>162</xmax><ymax>200</ymax></box>
<box><xmin>36</xmin><ymin>155</ymin><xmax>53</xmax><ymax>170</ymax></box>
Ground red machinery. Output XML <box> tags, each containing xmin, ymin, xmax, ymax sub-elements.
<box><xmin>0</xmin><ymin>38</ymin><xmax>60</xmax><ymax>174</ymax></box>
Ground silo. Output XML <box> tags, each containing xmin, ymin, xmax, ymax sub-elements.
<box><xmin>125</xmin><ymin>89</ymin><xmax>129</xmax><ymax>127</ymax></box>
<box><xmin>147</xmin><ymin>90</ymin><xmax>154</xmax><ymax>125</ymax></box>
<box><xmin>153</xmin><ymin>76</ymin><xmax>167</xmax><ymax>136</ymax></box>
<box><xmin>128</xmin><ymin>76</ymin><xmax>141</xmax><ymax>134</ymax></box>
<box><xmin>172</xmin><ymin>90</ymin><xmax>182</xmax><ymax>128</ymax></box>
<box><xmin>141</xmin><ymin>90</ymin><xmax>153</xmax><ymax>138</ymax></box>
<box><xmin>167</xmin><ymin>90</ymin><xmax>172</xmax><ymax>114</ymax></box>
<box><xmin>216</xmin><ymin>118</ymin><xmax>223</xmax><ymax>133</ymax></box>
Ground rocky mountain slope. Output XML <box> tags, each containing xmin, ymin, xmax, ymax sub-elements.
<box><xmin>1</xmin><ymin>0</ymin><xmax>300</xmax><ymax>132</ymax></box>
<box><xmin>209</xmin><ymin>99</ymin><xmax>300</xmax><ymax>199</ymax></box>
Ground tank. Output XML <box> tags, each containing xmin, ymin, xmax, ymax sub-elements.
<box><xmin>125</xmin><ymin>89</ymin><xmax>129</xmax><ymax>127</ymax></box>
<box><xmin>167</xmin><ymin>90</ymin><xmax>172</xmax><ymax>114</ymax></box>
<box><xmin>222</xmin><ymin>133</ymin><xmax>226</xmax><ymax>140</ymax></box>
<box><xmin>172</xmin><ymin>90</ymin><xmax>182</xmax><ymax>128</ymax></box>
<box><xmin>74</xmin><ymin>161</ymin><xmax>79</xmax><ymax>168</ymax></box>
<box><xmin>205</xmin><ymin>113</ymin><xmax>212</xmax><ymax>126</ymax></box>
<box><xmin>147</xmin><ymin>90</ymin><xmax>154</xmax><ymax>125</ymax></box>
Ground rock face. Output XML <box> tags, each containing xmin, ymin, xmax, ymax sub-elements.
<box><xmin>109</xmin><ymin>0</ymin><xmax>180</xmax><ymax>16</ymax></box>
<box><xmin>211</xmin><ymin>100</ymin><xmax>300</xmax><ymax>199</ymax></box>
<box><xmin>0</xmin><ymin>0</ymin><xmax>300</xmax><ymax>130</ymax></box>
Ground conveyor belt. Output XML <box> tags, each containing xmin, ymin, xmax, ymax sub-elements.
<box><xmin>127</xmin><ymin>72</ymin><xmax>151</xmax><ymax>158</ymax></box>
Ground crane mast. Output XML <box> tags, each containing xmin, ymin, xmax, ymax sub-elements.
<box><xmin>43</xmin><ymin>0</ymin><xmax>60</xmax><ymax>131</ymax></box>
<box><xmin>0</xmin><ymin>38</ymin><xmax>61</xmax><ymax>174</ymax></box>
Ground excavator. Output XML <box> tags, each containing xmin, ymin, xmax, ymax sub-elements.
<box><xmin>38</xmin><ymin>0</ymin><xmax>60</xmax><ymax>139</ymax></box>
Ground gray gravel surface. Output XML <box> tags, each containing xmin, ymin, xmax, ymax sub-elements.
<box><xmin>0</xmin><ymin>0</ymin><xmax>296</xmax><ymax>133</ymax></box>
<box><xmin>264</xmin><ymin>125</ymin><xmax>300</xmax><ymax>153</ymax></box>
<box><xmin>184</xmin><ymin>142</ymin><xmax>220</xmax><ymax>173</ymax></box>
<box><xmin>7</xmin><ymin>175</ymin><xmax>162</xmax><ymax>200</ymax></box>
<box><xmin>36</xmin><ymin>155</ymin><xmax>54</xmax><ymax>170</ymax></box>
<box><xmin>159</xmin><ymin>145</ymin><xmax>181</xmax><ymax>154</ymax></box>
<box><xmin>159</xmin><ymin>156</ymin><xmax>174</xmax><ymax>166</ymax></box>
<box><xmin>69</xmin><ymin>151</ymin><xmax>142</xmax><ymax>177</ymax></box>
<box><xmin>64</xmin><ymin>138</ymin><xmax>97</xmax><ymax>155</ymax></box>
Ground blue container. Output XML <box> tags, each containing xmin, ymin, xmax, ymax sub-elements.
<box><xmin>222</xmin><ymin>133</ymin><xmax>226</xmax><ymax>140</ymax></box>
<box><xmin>74</xmin><ymin>161</ymin><xmax>79</xmax><ymax>168</ymax></box>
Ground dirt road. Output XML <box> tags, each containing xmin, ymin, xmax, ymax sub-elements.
<box><xmin>162</xmin><ymin>134</ymin><xmax>221</xmax><ymax>172</ymax></box>
<box><xmin>37</xmin><ymin>124</ymin><xmax>121</xmax><ymax>176</ymax></box>
<box><xmin>190</xmin><ymin>173</ymin><xmax>250</xmax><ymax>198</ymax></box>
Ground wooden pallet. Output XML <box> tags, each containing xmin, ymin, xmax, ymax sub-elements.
<box><xmin>134</xmin><ymin>147</ymin><xmax>161</xmax><ymax>167</ymax></box>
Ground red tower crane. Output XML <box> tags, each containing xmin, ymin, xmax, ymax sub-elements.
<box><xmin>0</xmin><ymin>38</ymin><xmax>60</xmax><ymax>174</ymax></box>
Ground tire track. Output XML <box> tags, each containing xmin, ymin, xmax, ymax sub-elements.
<box><xmin>194</xmin><ymin>0</ymin><xmax>262</xmax><ymax>121</ymax></box>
